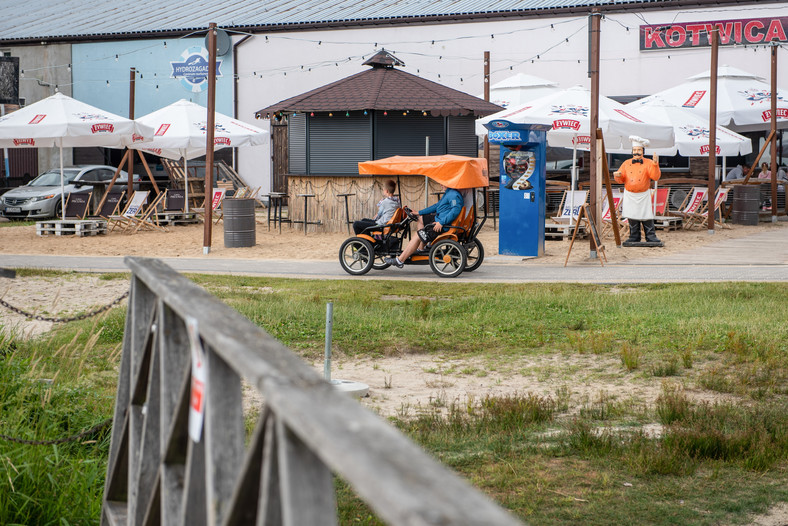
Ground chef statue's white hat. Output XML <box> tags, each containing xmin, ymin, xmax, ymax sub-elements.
<box><xmin>629</xmin><ymin>135</ymin><xmax>650</xmax><ymax>148</ymax></box>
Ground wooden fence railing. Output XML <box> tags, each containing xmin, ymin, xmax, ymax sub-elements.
<box><xmin>102</xmin><ymin>257</ymin><xmax>524</xmax><ymax>526</ymax></box>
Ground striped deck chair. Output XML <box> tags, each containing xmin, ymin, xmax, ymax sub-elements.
<box><xmin>600</xmin><ymin>190</ymin><xmax>626</xmax><ymax>238</ymax></box>
<box><xmin>125</xmin><ymin>190</ymin><xmax>168</xmax><ymax>234</ymax></box>
<box><xmin>669</xmin><ymin>186</ymin><xmax>708</xmax><ymax>224</ymax></box>
<box><xmin>550</xmin><ymin>190</ymin><xmax>588</xmax><ymax>224</ymax></box>
<box><xmin>108</xmin><ymin>190</ymin><xmax>149</xmax><ymax>233</ymax></box>
<box><xmin>194</xmin><ymin>188</ymin><xmax>226</xmax><ymax>224</ymax></box>
<box><xmin>685</xmin><ymin>187</ymin><xmax>731</xmax><ymax>229</ymax></box>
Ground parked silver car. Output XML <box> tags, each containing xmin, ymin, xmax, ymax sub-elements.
<box><xmin>0</xmin><ymin>165</ymin><xmax>133</xmax><ymax>219</ymax></box>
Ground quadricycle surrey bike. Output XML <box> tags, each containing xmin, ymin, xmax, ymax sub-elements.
<box><xmin>339</xmin><ymin>155</ymin><xmax>490</xmax><ymax>278</ymax></box>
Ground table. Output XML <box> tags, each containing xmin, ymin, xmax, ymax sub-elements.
<box><xmin>336</xmin><ymin>193</ymin><xmax>355</xmax><ymax>235</ymax></box>
<box><xmin>294</xmin><ymin>193</ymin><xmax>322</xmax><ymax>235</ymax></box>
<box><xmin>266</xmin><ymin>192</ymin><xmax>291</xmax><ymax>233</ymax></box>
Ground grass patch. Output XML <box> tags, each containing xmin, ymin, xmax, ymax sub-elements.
<box><xmin>3</xmin><ymin>273</ymin><xmax>788</xmax><ymax>524</ymax></box>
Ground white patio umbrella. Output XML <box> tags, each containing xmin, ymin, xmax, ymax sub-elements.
<box><xmin>475</xmin><ymin>74</ymin><xmax>560</xmax><ymax>135</ymax></box>
<box><xmin>0</xmin><ymin>92</ymin><xmax>153</xmax><ymax>219</ymax></box>
<box><xmin>630</xmin><ymin>66</ymin><xmax>788</xmax><ymax>133</ymax></box>
<box><xmin>478</xmin><ymin>86</ymin><xmax>675</xmax><ymax>221</ymax></box>
<box><xmin>615</xmin><ymin>96</ymin><xmax>753</xmax><ymax>157</ymax></box>
<box><xmin>130</xmin><ymin>99</ymin><xmax>268</xmax><ymax>211</ymax></box>
<box><xmin>487</xmin><ymin>73</ymin><xmax>560</xmax><ymax>108</ymax></box>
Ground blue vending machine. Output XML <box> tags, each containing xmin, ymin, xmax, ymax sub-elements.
<box><xmin>485</xmin><ymin>121</ymin><xmax>550</xmax><ymax>257</ymax></box>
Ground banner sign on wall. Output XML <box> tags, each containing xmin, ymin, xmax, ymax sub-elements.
<box><xmin>640</xmin><ymin>16</ymin><xmax>788</xmax><ymax>51</ymax></box>
<box><xmin>170</xmin><ymin>46</ymin><xmax>223</xmax><ymax>93</ymax></box>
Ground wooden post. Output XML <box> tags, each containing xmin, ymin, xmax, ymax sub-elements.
<box><xmin>127</xmin><ymin>67</ymin><xmax>136</xmax><ymax>201</ymax></box>
<box><xmin>771</xmin><ymin>42</ymin><xmax>778</xmax><ymax>222</ymax></box>
<box><xmin>95</xmin><ymin>149</ymin><xmax>130</xmax><ymax>213</ymax></box>
<box><xmin>707</xmin><ymin>29</ymin><xmax>718</xmax><ymax>233</ymax></box>
<box><xmin>483</xmin><ymin>51</ymin><xmax>491</xmax><ymax>220</ymax></box>
<box><xmin>203</xmin><ymin>23</ymin><xmax>217</xmax><ymax>254</ymax></box>
<box><xmin>588</xmin><ymin>9</ymin><xmax>601</xmax><ymax>257</ymax></box>
<box><xmin>598</xmin><ymin>128</ymin><xmax>621</xmax><ymax>247</ymax></box>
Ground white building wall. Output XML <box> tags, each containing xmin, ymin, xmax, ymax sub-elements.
<box><xmin>236</xmin><ymin>3</ymin><xmax>788</xmax><ymax>193</ymax></box>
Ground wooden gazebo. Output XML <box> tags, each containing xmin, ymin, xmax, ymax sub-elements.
<box><xmin>256</xmin><ymin>50</ymin><xmax>502</xmax><ymax>232</ymax></box>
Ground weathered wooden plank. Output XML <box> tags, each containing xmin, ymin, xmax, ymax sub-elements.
<box><xmin>161</xmin><ymin>463</ymin><xmax>185</xmax><ymax>526</ymax></box>
<box><xmin>221</xmin><ymin>408</ymin><xmax>269</xmax><ymax>526</ymax></box>
<box><xmin>103</xmin><ymin>413</ymin><xmax>129</xmax><ymax>504</ymax></box>
<box><xmin>181</xmin><ymin>432</ymin><xmax>208</xmax><ymax>526</ymax></box>
<box><xmin>103</xmin><ymin>501</ymin><xmax>128</xmax><ymax>526</ymax></box>
<box><xmin>135</xmin><ymin>319</ymin><xmax>163</xmax><ymax>526</ymax></box>
<box><xmin>204</xmin><ymin>345</ymin><xmax>244</xmax><ymax>526</ymax></box>
<box><xmin>128</xmin><ymin>404</ymin><xmax>144</xmax><ymax>525</ymax></box>
<box><xmin>277</xmin><ymin>419</ymin><xmax>336</xmax><ymax>526</ymax></box>
<box><xmin>163</xmin><ymin>368</ymin><xmax>190</xmax><ymax>465</ymax></box>
<box><xmin>141</xmin><ymin>473</ymin><xmax>162</xmax><ymax>526</ymax></box>
<box><xmin>257</xmin><ymin>411</ymin><xmax>282</xmax><ymax>526</ymax></box>
<box><xmin>102</xmin><ymin>278</ymin><xmax>135</xmax><ymax>526</ymax></box>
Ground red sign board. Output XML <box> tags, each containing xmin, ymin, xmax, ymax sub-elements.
<box><xmin>641</xmin><ymin>16</ymin><xmax>788</xmax><ymax>51</ymax></box>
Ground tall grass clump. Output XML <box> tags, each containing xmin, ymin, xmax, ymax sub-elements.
<box><xmin>0</xmin><ymin>344</ymin><xmax>112</xmax><ymax>524</ymax></box>
<box><xmin>398</xmin><ymin>392</ymin><xmax>556</xmax><ymax>439</ymax></box>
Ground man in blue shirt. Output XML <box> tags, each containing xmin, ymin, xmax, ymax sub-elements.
<box><xmin>384</xmin><ymin>184</ymin><xmax>463</xmax><ymax>268</ymax></box>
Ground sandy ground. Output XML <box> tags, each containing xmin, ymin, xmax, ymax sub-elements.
<box><xmin>1</xmin><ymin>215</ymin><xmax>786</xmax><ymax>525</ymax></box>
<box><xmin>0</xmin><ymin>211</ymin><xmax>784</xmax><ymax>265</ymax></box>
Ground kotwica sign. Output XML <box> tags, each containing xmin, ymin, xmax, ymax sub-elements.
<box><xmin>170</xmin><ymin>46</ymin><xmax>223</xmax><ymax>93</ymax></box>
<box><xmin>641</xmin><ymin>16</ymin><xmax>788</xmax><ymax>51</ymax></box>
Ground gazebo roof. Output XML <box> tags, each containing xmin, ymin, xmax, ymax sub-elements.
<box><xmin>257</xmin><ymin>50</ymin><xmax>502</xmax><ymax>117</ymax></box>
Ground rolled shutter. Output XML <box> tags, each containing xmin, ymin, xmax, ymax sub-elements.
<box><xmin>309</xmin><ymin>114</ymin><xmax>372</xmax><ymax>174</ymax></box>
<box><xmin>288</xmin><ymin>113</ymin><xmax>307</xmax><ymax>174</ymax></box>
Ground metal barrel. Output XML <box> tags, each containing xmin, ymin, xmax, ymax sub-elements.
<box><xmin>731</xmin><ymin>185</ymin><xmax>760</xmax><ymax>226</ymax></box>
<box><xmin>223</xmin><ymin>198</ymin><xmax>256</xmax><ymax>248</ymax></box>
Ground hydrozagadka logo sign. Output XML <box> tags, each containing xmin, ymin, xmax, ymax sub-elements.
<box><xmin>170</xmin><ymin>46</ymin><xmax>223</xmax><ymax>93</ymax></box>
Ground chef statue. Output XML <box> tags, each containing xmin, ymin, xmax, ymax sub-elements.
<box><xmin>614</xmin><ymin>136</ymin><xmax>664</xmax><ymax>247</ymax></box>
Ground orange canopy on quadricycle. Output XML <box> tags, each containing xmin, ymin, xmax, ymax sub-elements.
<box><xmin>358</xmin><ymin>155</ymin><xmax>489</xmax><ymax>189</ymax></box>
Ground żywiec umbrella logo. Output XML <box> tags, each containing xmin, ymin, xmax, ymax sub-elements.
<box><xmin>679</xmin><ymin>125</ymin><xmax>710</xmax><ymax>138</ymax></box>
<box><xmin>75</xmin><ymin>112</ymin><xmax>110</xmax><ymax>121</ymax></box>
<box><xmin>739</xmin><ymin>89</ymin><xmax>783</xmax><ymax>105</ymax></box>
<box><xmin>170</xmin><ymin>47</ymin><xmax>223</xmax><ymax>93</ymax></box>
<box><xmin>13</xmin><ymin>138</ymin><xmax>34</xmax><ymax>146</ymax></box>
<box><xmin>196</xmin><ymin>122</ymin><xmax>228</xmax><ymax>134</ymax></box>
<box><xmin>550</xmin><ymin>105</ymin><xmax>588</xmax><ymax>117</ymax></box>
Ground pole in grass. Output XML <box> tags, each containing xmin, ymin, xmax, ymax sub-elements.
<box><xmin>324</xmin><ymin>302</ymin><xmax>370</xmax><ymax>398</ymax></box>
<box><xmin>324</xmin><ymin>302</ymin><xmax>333</xmax><ymax>381</ymax></box>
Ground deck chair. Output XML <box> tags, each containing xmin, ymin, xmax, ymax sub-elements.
<box><xmin>600</xmin><ymin>190</ymin><xmax>626</xmax><ymax>238</ymax></box>
<box><xmin>108</xmin><ymin>190</ymin><xmax>149</xmax><ymax>232</ymax></box>
<box><xmin>94</xmin><ymin>190</ymin><xmax>125</xmax><ymax>220</ymax></box>
<box><xmin>651</xmin><ymin>187</ymin><xmax>682</xmax><ymax>230</ymax></box>
<box><xmin>63</xmin><ymin>191</ymin><xmax>93</xmax><ymax>220</ymax></box>
<box><xmin>125</xmin><ymin>191</ymin><xmax>168</xmax><ymax>234</ymax></box>
<box><xmin>668</xmin><ymin>186</ymin><xmax>708</xmax><ymax>223</ymax></box>
<box><xmin>652</xmin><ymin>187</ymin><xmax>670</xmax><ymax>217</ymax></box>
<box><xmin>685</xmin><ymin>187</ymin><xmax>731</xmax><ymax>229</ymax></box>
<box><xmin>163</xmin><ymin>188</ymin><xmax>186</xmax><ymax>213</ymax></box>
<box><xmin>550</xmin><ymin>190</ymin><xmax>588</xmax><ymax>223</ymax></box>
<box><xmin>195</xmin><ymin>188</ymin><xmax>226</xmax><ymax>224</ymax></box>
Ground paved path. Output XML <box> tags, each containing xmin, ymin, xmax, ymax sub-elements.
<box><xmin>1</xmin><ymin>227</ymin><xmax>786</xmax><ymax>283</ymax></box>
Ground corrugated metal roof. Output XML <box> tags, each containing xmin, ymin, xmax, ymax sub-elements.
<box><xmin>0</xmin><ymin>0</ymin><xmax>671</xmax><ymax>42</ymax></box>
